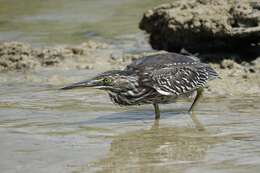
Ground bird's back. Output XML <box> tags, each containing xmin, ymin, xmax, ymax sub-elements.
<box><xmin>125</xmin><ymin>52</ymin><xmax>218</xmax><ymax>97</ymax></box>
<box><xmin>126</xmin><ymin>52</ymin><xmax>199</xmax><ymax>71</ymax></box>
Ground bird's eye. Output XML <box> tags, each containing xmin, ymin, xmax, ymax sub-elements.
<box><xmin>103</xmin><ymin>78</ymin><xmax>112</xmax><ymax>84</ymax></box>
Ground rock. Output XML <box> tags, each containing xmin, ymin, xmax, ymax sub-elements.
<box><xmin>0</xmin><ymin>41</ymin><xmax>108</xmax><ymax>71</ymax></box>
<box><xmin>220</xmin><ymin>59</ymin><xmax>240</xmax><ymax>69</ymax></box>
<box><xmin>108</xmin><ymin>51</ymin><xmax>168</xmax><ymax>69</ymax></box>
<box><xmin>0</xmin><ymin>42</ymin><xmax>40</xmax><ymax>71</ymax></box>
<box><xmin>139</xmin><ymin>0</ymin><xmax>260</xmax><ymax>58</ymax></box>
<box><xmin>252</xmin><ymin>56</ymin><xmax>260</xmax><ymax>70</ymax></box>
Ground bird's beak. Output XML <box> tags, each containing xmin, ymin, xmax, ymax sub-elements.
<box><xmin>61</xmin><ymin>79</ymin><xmax>100</xmax><ymax>90</ymax></box>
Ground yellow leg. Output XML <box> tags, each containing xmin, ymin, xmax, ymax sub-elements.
<box><xmin>153</xmin><ymin>103</ymin><xmax>160</xmax><ymax>120</ymax></box>
<box><xmin>189</xmin><ymin>88</ymin><xmax>203</xmax><ymax>112</ymax></box>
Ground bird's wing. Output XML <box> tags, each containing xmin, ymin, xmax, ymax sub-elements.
<box><xmin>139</xmin><ymin>63</ymin><xmax>218</xmax><ymax>96</ymax></box>
<box><xmin>126</xmin><ymin>53</ymin><xmax>199</xmax><ymax>71</ymax></box>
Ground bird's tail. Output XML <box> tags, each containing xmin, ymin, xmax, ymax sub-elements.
<box><xmin>205</xmin><ymin>65</ymin><xmax>220</xmax><ymax>80</ymax></box>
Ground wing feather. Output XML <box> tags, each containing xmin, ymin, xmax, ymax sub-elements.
<box><xmin>126</xmin><ymin>52</ymin><xmax>218</xmax><ymax>96</ymax></box>
<box><xmin>139</xmin><ymin>64</ymin><xmax>216</xmax><ymax>96</ymax></box>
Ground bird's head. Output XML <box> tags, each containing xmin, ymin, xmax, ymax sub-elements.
<box><xmin>61</xmin><ymin>70</ymin><xmax>136</xmax><ymax>92</ymax></box>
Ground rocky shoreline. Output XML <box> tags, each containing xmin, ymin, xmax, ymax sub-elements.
<box><xmin>1</xmin><ymin>0</ymin><xmax>260</xmax><ymax>97</ymax></box>
<box><xmin>0</xmin><ymin>41</ymin><xmax>259</xmax><ymax>97</ymax></box>
<box><xmin>0</xmin><ymin>41</ymin><xmax>109</xmax><ymax>71</ymax></box>
<box><xmin>139</xmin><ymin>0</ymin><xmax>260</xmax><ymax>61</ymax></box>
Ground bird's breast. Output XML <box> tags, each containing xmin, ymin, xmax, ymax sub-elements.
<box><xmin>107</xmin><ymin>88</ymin><xmax>182</xmax><ymax>106</ymax></box>
<box><xmin>108</xmin><ymin>88</ymin><xmax>154</xmax><ymax>105</ymax></box>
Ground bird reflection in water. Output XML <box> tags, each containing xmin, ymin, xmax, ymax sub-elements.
<box><xmin>86</xmin><ymin>114</ymin><xmax>224</xmax><ymax>173</ymax></box>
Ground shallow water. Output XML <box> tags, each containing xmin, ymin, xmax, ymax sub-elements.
<box><xmin>1</xmin><ymin>0</ymin><xmax>260</xmax><ymax>172</ymax></box>
<box><xmin>0</xmin><ymin>69</ymin><xmax>260</xmax><ymax>173</ymax></box>
<box><xmin>0</xmin><ymin>0</ymin><xmax>170</xmax><ymax>48</ymax></box>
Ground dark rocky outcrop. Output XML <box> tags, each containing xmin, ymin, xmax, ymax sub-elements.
<box><xmin>139</xmin><ymin>0</ymin><xmax>260</xmax><ymax>61</ymax></box>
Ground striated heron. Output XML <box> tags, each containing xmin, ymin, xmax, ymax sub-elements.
<box><xmin>61</xmin><ymin>52</ymin><xmax>218</xmax><ymax>119</ymax></box>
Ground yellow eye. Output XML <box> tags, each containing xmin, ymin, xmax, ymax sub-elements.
<box><xmin>103</xmin><ymin>78</ymin><xmax>112</xmax><ymax>84</ymax></box>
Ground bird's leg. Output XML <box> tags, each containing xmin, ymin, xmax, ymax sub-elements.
<box><xmin>153</xmin><ymin>103</ymin><xmax>160</xmax><ymax>119</ymax></box>
<box><xmin>151</xmin><ymin>119</ymin><xmax>160</xmax><ymax>130</ymax></box>
<box><xmin>189</xmin><ymin>88</ymin><xmax>203</xmax><ymax>112</ymax></box>
<box><xmin>191</xmin><ymin>111</ymin><xmax>205</xmax><ymax>131</ymax></box>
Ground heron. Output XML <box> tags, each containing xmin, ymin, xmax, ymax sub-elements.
<box><xmin>61</xmin><ymin>52</ymin><xmax>218</xmax><ymax>119</ymax></box>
